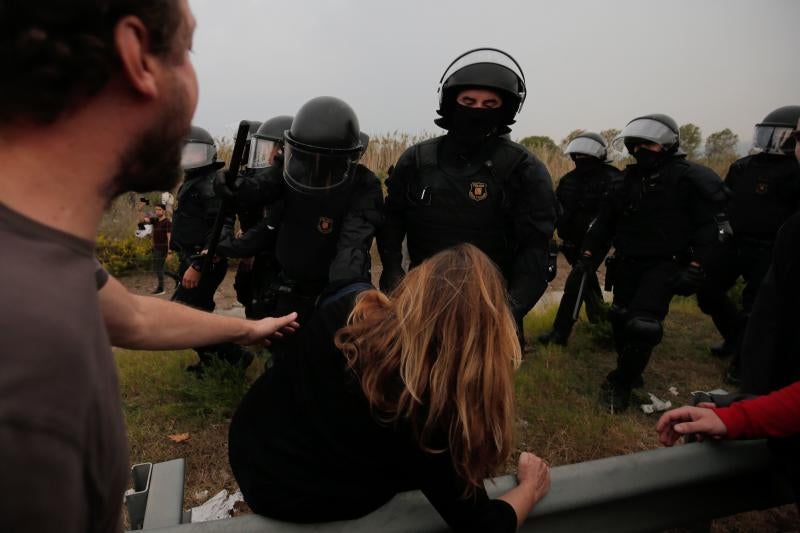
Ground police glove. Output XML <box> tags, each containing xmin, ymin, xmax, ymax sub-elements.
<box><xmin>671</xmin><ymin>264</ymin><xmax>705</xmax><ymax>296</ymax></box>
<box><xmin>213</xmin><ymin>170</ymin><xmax>238</xmax><ymax>201</ymax></box>
<box><xmin>573</xmin><ymin>253</ymin><xmax>596</xmax><ymax>275</ymax></box>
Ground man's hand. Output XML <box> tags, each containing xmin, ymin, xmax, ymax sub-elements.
<box><xmin>655</xmin><ymin>405</ymin><xmax>728</xmax><ymax>446</ymax></box>
<box><xmin>240</xmin><ymin>312</ymin><xmax>300</xmax><ymax>346</ymax></box>
<box><xmin>213</xmin><ymin>169</ymin><xmax>237</xmax><ymax>200</ymax></box>
<box><xmin>182</xmin><ymin>265</ymin><xmax>201</xmax><ymax>288</ymax></box>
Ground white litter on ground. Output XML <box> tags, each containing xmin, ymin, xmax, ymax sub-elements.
<box><xmin>668</xmin><ymin>387</ymin><xmax>679</xmax><ymax>396</ymax></box>
<box><xmin>189</xmin><ymin>489</ymin><xmax>244</xmax><ymax>523</ymax></box>
<box><xmin>640</xmin><ymin>393</ymin><xmax>673</xmax><ymax>414</ymax></box>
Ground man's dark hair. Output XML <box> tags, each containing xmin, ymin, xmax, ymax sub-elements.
<box><xmin>156</xmin><ymin>203</ymin><xmax>166</xmax><ymax>210</ymax></box>
<box><xmin>0</xmin><ymin>0</ymin><xmax>182</xmax><ymax>125</ymax></box>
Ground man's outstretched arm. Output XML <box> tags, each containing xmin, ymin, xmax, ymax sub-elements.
<box><xmin>99</xmin><ymin>275</ymin><xmax>298</xmax><ymax>350</ymax></box>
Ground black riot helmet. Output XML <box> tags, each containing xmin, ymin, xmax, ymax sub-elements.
<box><xmin>248</xmin><ymin>115</ymin><xmax>293</xmax><ymax>169</ymax></box>
<box><xmin>613</xmin><ymin>114</ymin><xmax>681</xmax><ymax>154</ymax></box>
<box><xmin>283</xmin><ymin>96</ymin><xmax>362</xmax><ymax>194</ymax></box>
<box><xmin>181</xmin><ymin>125</ymin><xmax>218</xmax><ymax>171</ymax></box>
<box><xmin>435</xmin><ymin>47</ymin><xmax>526</xmax><ymax>128</ymax></box>
<box><xmin>753</xmin><ymin>105</ymin><xmax>800</xmax><ymax>155</ymax></box>
<box><xmin>564</xmin><ymin>132</ymin><xmax>608</xmax><ymax>160</ymax></box>
<box><xmin>359</xmin><ymin>131</ymin><xmax>370</xmax><ymax>158</ymax></box>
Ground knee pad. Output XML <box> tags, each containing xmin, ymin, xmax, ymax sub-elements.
<box><xmin>624</xmin><ymin>317</ymin><xmax>663</xmax><ymax>348</ymax></box>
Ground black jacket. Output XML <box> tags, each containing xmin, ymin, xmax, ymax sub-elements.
<box><xmin>379</xmin><ymin>133</ymin><xmax>557</xmax><ymax>314</ymax></box>
<box><xmin>170</xmin><ymin>164</ymin><xmax>233</xmax><ymax>254</ymax></box>
<box><xmin>725</xmin><ymin>153</ymin><xmax>800</xmax><ymax>241</ymax></box>
<box><xmin>583</xmin><ymin>155</ymin><xmax>726</xmax><ymax>266</ymax></box>
<box><xmin>216</xmin><ymin>164</ymin><xmax>384</xmax><ymax>287</ymax></box>
<box><xmin>556</xmin><ymin>161</ymin><xmax>620</xmax><ymax>247</ymax></box>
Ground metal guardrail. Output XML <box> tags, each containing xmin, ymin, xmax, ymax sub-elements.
<box><xmin>127</xmin><ymin>459</ymin><xmax>189</xmax><ymax>529</ymax></box>
<box><xmin>129</xmin><ymin>440</ymin><xmax>794</xmax><ymax>533</ymax></box>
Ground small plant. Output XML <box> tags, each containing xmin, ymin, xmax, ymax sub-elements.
<box><xmin>96</xmin><ymin>234</ymin><xmax>152</xmax><ymax>276</ymax></box>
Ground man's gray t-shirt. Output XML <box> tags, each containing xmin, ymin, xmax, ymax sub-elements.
<box><xmin>0</xmin><ymin>203</ymin><xmax>128</xmax><ymax>532</ymax></box>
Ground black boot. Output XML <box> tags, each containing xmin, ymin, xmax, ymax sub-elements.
<box><xmin>599</xmin><ymin>378</ymin><xmax>631</xmax><ymax>414</ymax></box>
<box><xmin>537</xmin><ymin>329</ymin><xmax>569</xmax><ymax>346</ymax></box>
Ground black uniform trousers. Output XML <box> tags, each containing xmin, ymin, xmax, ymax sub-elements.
<box><xmin>696</xmin><ymin>238</ymin><xmax>773</xmax><ymax>346</ymax></box>
<box><xmin>551</xmin><ymin>249</ymin><xmax>604</xmax><ymax>339</ymax></box>
<box><xmin>172</xmin><ymin>253</ymin><xmax>245</xmax><ymax>366</ymax></box>
<box><xmin>608</xmin><ymin>258</ymin><xmax>681</xmax><ymax>387</ymax></box>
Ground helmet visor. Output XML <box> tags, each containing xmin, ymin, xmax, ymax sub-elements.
<box><xmin>283</xmin><ymin>144</ymin><xmax>357</xmax><ymax>193</ymax></box>
<box><xmin>753</xmin><ymin>125</ymin><xmax>795</xmax><ymax>155</ymax></box>
<box><xmin>181</xmin><ymin>142</ymin><xmax>215</xmax><ymax>170</ymax></box>
<box><xmin>249</xmin><ymin>138</ymin><xmax>278</xmax><ymax>169</ymax></box>
<box><xmin>565</xmin><ymin>137</ymin><xmax>606</xmax><ymax>159</ymax></box>
<box><xmin>440</xmin><ymin>48</ymin><xmax>526</xmax><ymax>111</ymax></box>
<box><xmin>612</xmin><ymin>118</ymin><xmax>678</xmax><ymax>152</ymax></box>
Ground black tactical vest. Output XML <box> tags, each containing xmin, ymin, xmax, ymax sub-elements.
<box><xmin>613</xmin><ymin>158</ymin><xmax>700</xmax><ymax>258</ymax></box>
<box><xmin>171</xmin><ymin>167</ymin><xmax>219</xmax><ymax>252</ymax></box>
<box><xmin>726</xmin><ymin>154</ymin><xmax>800</xmax><ymax>240</ymax></box>
<box><xmin>274</xmin><ymin>182</ymin><xmax>353</xmax><ymax>287</ymax></box>
<box><xmin>403</xmin><ymin>136</ymin><xmax>528</xmax><ymax>272</ymax></box>
<box><xmin>556</xmin><ymin>163</ymin><xmax>618</xmax><ymax>244</ymax></box>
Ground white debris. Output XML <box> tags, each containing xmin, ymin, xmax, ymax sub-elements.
<box><xmin>189</xmin><ymin>489</ymin><xmax>244</xmax><ymax>523</ymax></box>
<box><xmin>194</xmin><ymin>489</ymin><xmax>209</xmax><ymax>501</ymax></box>
<box><xmin>640</xmin><ymin>393</ymin><xmax>673</xmax><ymax>414</ymax></box>
<box><xmin>668</xmin><ymin>387</ymin><xmax>679</xmax><ymax>396</ymax></box>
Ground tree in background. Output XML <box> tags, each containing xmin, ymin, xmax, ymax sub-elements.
<box><xmin>519</xmin><ymin>135</ymin><xmax>559</xmax><ymax>153</ymax></box>
<box><xmin>600</xmin><ymin>128</ymin><xmax>621</xmax><ymax>147</ymax></box>
<box><xmin>679</xmin><ymin>123</ymin><xmax>702</xmax><ymax>159</ymax></box>
<box><xmin>705</xmin><ymin>128</ymin><xmax>739</xmax><ymax>159</ymax></box>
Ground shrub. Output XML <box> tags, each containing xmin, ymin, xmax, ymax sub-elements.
<box><xmin>97</xmin><ymin>234</ymin><xmax>152</xmax><ymax>276</ymax></box>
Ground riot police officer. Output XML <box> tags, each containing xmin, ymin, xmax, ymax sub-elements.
<box><xmin>581</xmin><ymin>114</ymin><xmax>727</xmax><ymax>412</ymax></box>
<box><xmin>538</xmin><ymin>133</ymin><xmax>620</xmax><ymax>346</ymax></box>
<box><xmin>696</xmin><ymin>106</ymin><xmax>800</xmax><ymax>366</ymax></box>
<box><xmin>378</xmin><ymin>48</ymin><xmax>557</xmax><ymax>344</ymax></box>
<box><xmin>171</xmin><ymin>125</ymin><xmax>251</xmax><ymax>375</ymax></box>
<box><xmin>216</xmin><ymin>97</ymin><xmax>383</xmax><ymax>326</ymax></box>
<box><xmin>230</xmin><ymin>116</ymin><xmax>293</xmax><ymax>317</ymax></box>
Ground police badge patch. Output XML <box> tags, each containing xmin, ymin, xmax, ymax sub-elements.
<box><xmin>755</xmin><ymin>182</ymin><xmax>769</xmax><ymax>195</ymax></box>
<box><xmin>469</xmin><ymin>182</ymin><xmax>488</xmax><ymax>201</ymax></box>
<box><xmin>318</xmin><ymin>217</ymin><xmax>333</xmax><ymax>234</ymax></box>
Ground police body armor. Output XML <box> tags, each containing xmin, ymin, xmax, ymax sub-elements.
<box><xmin>171</xmin><ymin>165</ymin><xmax>223</xmax><ymax>253</ymax></box>
<box><xmin>403</xmin><ymin>136</ymin><xmax>528</xmax><ymax>273</ymax></box>
<box><xmin>557</xmin><ymin>162</ymin><xmax>619</xmax><ymax>251</ymax></box>
<box><xmin>612</xmin><ymin>157</ymin><xmax>716</xmax><ymax>259</ymax></box>
<box><xmin>274</xmin><ymin>184</ymin><xmax>353</xmax><ymax>290</ymax></box>
<box><xmin>727</xmin><ymin>153</ymin><xmax>800</xmax><ymax>241</ymax></box>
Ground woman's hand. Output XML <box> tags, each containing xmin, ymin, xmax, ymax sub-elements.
<box><xmin>516</xmin><ymin>452</ymin><xmax>550</xmax><ymax>502</ymax></box>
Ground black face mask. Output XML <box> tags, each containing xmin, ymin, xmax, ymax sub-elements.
<box><xmin>573</xmin><ymin>157</ymin><xmax>600</xmax><ymax>170</ymax></box>
<box><xmin>633</xmin><ymin>147</ymin><xmax>666</xmax><ymax>169</ymax></box>
<box><xmin>450</xmin><ymin>106</ymin><xmax>503</xmax><ymax>137</ymax></box>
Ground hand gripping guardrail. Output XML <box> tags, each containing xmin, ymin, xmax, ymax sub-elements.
<box><xmin>128</xmin><ymin>439</ymin><xmax>793</xmax><ymax>532</ymax></box>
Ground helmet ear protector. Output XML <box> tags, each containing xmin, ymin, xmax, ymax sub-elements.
<box><xmin>436</xmin><ymin>47</ymin><xmax>527</xmax><ymax>116</ymax></box>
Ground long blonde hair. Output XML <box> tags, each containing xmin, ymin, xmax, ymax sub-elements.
<box><xmin>335</xmin><ymin>244</ymin><xmax>522</xmax><ymax>491</ymax></box>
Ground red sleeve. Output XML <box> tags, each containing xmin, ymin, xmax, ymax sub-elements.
<box><xmin>713</xmin><ymin>381</ymin><xmax>800</xmax><ymax>439</ymax></box>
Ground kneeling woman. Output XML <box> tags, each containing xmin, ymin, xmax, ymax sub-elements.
<box><xmin>228</xmin><ymin>244</ymin><xmax>550</xmax><ymax>532</ymax></box>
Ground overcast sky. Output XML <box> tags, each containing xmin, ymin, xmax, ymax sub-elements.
<box><xmin>188</xmin><ymin>0</ymin><xmax>798</xmax><ymax>151</ymax></box>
